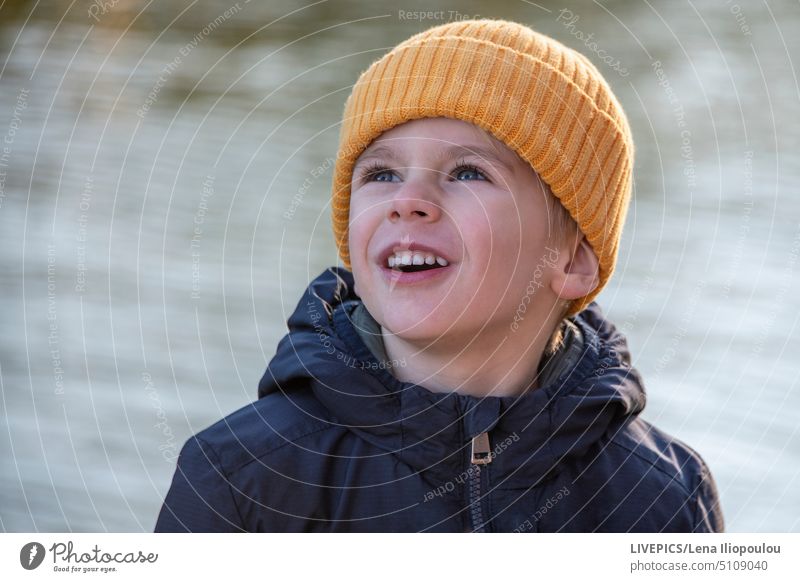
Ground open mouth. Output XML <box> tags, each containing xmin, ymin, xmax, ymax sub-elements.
<box><xmin>395</xmin><ymin>263</ymin><xmax>441</xmax><ymax>273</ymax></box>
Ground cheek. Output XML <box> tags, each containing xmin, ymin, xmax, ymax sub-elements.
<box><xmin>453</xmin><ymin>210</ymin><xmax>494</xmax><ymax>279</ymax></box>
<box><xmin>466</xmin><ymin>201</ymin><xmax>530</xmax><ymax>272</ymax></box>
<box><xmin>347</xmin><ymin>219</ymin><xmax>370</xmax><ymax>303</ymax></box>
<box><xmin>469</xmin><ymin>199</ymin><xmax>552</xmax><ymax>294</ymax></box>
<box><xmin>504</xmin><ymin>194</ymin><xmax>551</xmax><ymax>253</ymax></box>
<box><xmin>347</xmin><ymin>197</ymin><xmax>379</xmax><ymax>260</ymax></box>
<box><xmin>346</xmin><ymin>199</ymin><xmax>386</xmax><ymax>306</ymax></box>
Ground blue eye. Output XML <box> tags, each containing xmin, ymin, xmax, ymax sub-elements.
<box><xmin>454</xmin><ymin>165</ymin><xmax>487</xmax><ymax>181</ymax></box>
<box><xmin>359</xmin><ymin>164</ymin><xmax>398</xmax><ymax>183</ymax></box>
<box><xmin>372</xmin><ymin>170</ymin><xmax>396</xmax><ymax>182</ymax></box>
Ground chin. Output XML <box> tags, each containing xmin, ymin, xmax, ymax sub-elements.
<box><xmin>371</xmin><ymin>305</ymin><xmax>453</xmax><ymax>342</ymax></box>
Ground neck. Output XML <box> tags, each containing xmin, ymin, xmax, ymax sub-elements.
<box><xmin>381</xmin><ymin>317</ymin><xmax>559</xmax><ymax>398</ymax></box>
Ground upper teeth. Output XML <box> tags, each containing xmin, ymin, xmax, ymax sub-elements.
<box><xmin>387</xmin><ymin>251</ymin><xmax>449</xmax><ymax>268</ymax></box>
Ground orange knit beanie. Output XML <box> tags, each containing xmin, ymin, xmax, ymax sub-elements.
<box><xmin>331</xmin><ymin>19</ymin><xmax>634</xmax><ymax>316</ymax></box>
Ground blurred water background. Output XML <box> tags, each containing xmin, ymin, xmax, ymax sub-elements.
<box><xmin>0</xmin><ymin>0</ymin><xmax>798</xmax><ymax>532</ymax></box>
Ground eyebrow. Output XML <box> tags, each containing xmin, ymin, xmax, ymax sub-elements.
<box><xmin>442</xmin><ymin>144</ymin><xmax>517</xmax><ymax>174</ymax></box>
<box><xmin>354</xmin><ymin>142</ymin><xmax>517</xmax><ymax>175</ymax></box>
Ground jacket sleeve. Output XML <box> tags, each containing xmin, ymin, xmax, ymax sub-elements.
<box><xmin>154</xmin><ymin>434</ymin><xmax>245</xmax><ymax>532</ymax></box>
<box><xmin>692</xmin><ymin>465</ymin><xmax>725</xmax><ymax>532</ymax></box>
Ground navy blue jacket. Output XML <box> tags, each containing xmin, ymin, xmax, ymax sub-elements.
<box><xmin>155</xmin><ymin>268</ymin><xmax>724</xmax><ymax>532</ymax></box>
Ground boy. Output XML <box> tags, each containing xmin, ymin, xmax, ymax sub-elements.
<box><xmin>155</xmin><ymin>19</ymin><xmax>723</xmax><ymax>532</ymax></box>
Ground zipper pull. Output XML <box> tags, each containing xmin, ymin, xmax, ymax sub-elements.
<box><xmin>471</xmin><ymin>432</ymin><xmax>492</xmax><ymax>465</ymax></box>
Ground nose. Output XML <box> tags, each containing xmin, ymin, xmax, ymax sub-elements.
<box><xmin>386</xmin><ymin>178</ymin><xmax>443</xmax><ymax>224</ymax></box>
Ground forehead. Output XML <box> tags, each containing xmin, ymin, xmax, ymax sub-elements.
<box><xmin>364</xmin><ymin>117</ymin><xmax>498</xmax><ymax>148</ymax></box>
<box><xmin>355</xmin><ymin>117</ymin><xmax>527</xmax><ymax>175</ymax></box>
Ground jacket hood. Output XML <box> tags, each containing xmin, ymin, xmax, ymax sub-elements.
<box><xmin>258</xmin><ymin>267</ymin><xmax>647</xmax><ymax>486</ymax></box>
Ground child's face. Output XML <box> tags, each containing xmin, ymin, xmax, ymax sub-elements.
<box><xmin>348</xmin><ymin>117</ymin><xmax>568</xmax><ymax>343</ymax></box>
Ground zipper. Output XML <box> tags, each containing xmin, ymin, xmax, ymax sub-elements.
<box><xmin>468</xmin><ymin>432</ymin><xmax>492</xmax><ymax>533</ymax></box>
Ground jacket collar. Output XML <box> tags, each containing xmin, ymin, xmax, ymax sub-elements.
<box><xmin>259</xmin><ymin>267</ymin><xmax>647</xmax><ymax>486</ymax></box>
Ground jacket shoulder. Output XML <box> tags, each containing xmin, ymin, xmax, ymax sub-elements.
<box><xmin>155</xmin><ymin>390</ymin><xmax>340</xmax><ymax>532</ymax></box>
<box><xmin>596</xmin><ymin>418</ymin><xmax>725</xmax><ymax>532</ymax></box>
<box><xmin>193</xmin><ymin>389</ymin><xmax>339</xmax><ymax>474</ymax></box>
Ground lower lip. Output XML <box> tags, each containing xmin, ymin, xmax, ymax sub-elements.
<box><xmin>379</xmin><ymin>264</ymin><xmax>453</xmax><ymax>285</ymax></box>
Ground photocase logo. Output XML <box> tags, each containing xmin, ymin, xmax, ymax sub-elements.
<box><xmin>20</xmin><ymin>542</ymin><xmax>46</xmax><ymax>570</ymax></box>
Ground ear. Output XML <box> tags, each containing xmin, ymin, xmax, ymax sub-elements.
<box><xmin>549</xmin><ymin>235</ymin><xmax>599</xmax><ymax>301</ymax></box>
